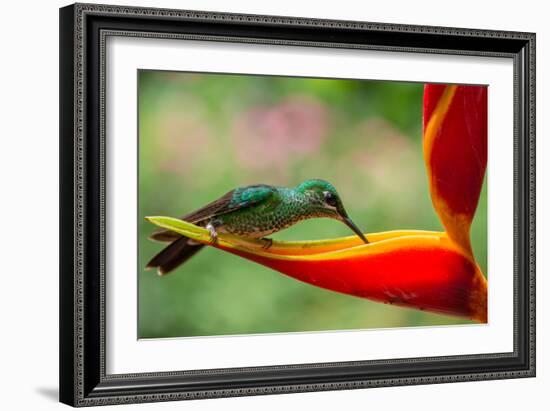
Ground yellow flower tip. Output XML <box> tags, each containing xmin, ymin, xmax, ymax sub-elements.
<box><xmin>145</xmin><ymin>216</ymin><xmax>451</xmax><ymax>259</ymax></box>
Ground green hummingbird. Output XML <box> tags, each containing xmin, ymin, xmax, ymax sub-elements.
<box><xmin>146</xmin><ymin>179</ymin><xmax>368</xmax><ymax>275</ymax></box>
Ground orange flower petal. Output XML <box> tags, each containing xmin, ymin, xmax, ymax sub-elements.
<box><xmin>423</xmin><ymin>84</ymin><xmax>487</xmax><ymax>255</ymax></box>
<box><xmin>146</xmin><ymin>217</ymin><xmax>487</xmax><ymax>322</ymax></box>
<box><xmin>222</xmin><ymin>235</ymin><xmax>486</xmax><ymax>322</ymax></box>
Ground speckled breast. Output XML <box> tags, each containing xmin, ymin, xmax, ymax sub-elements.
<box><xmin>216</xmin><ymin>192</ymin><xmax>325</xmax><ymax>238</ymax></box>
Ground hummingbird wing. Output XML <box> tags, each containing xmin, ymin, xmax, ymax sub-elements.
<box><xmin>149</xmin><ymin>184</ymin><xmax>279</xmax><ymax>242</ymax></box>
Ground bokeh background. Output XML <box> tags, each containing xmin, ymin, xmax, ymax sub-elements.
<box><xmin>138</xmin><ymin>70</ymin><xmax>487</xmax><ymax>338</ymax></box>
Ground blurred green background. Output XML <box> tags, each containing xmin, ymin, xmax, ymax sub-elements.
<box><xmin>138</xmin><ymin>70</ymin><xmax>487</xmax><ymax>338</ymax></box>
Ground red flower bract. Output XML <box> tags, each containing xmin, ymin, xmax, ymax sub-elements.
<box><xmin>423</xmin><ymin>85</ymin><xmax>488</xmax><ymax>255</ymax></box>
<box><xmin>223</xmin><ymin>234</ymin><xmax>486</xmax><ymax>320</ymax></box>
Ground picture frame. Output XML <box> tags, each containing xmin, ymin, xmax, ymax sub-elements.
<box><xmin>59</xmin><ymin>2</ymin><xmax>535</xmax><ymax>407</ymax></box>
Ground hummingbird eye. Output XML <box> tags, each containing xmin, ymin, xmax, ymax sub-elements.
<box><xmin>323</xmin><ymin>191</ymin><xmax>338</xmax><ymax>207</ymax></box>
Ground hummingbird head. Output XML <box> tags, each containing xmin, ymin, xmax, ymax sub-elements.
<box><xmin>296</xmin><ymin>179</ymin><xmax>369</xmax><ymax>244</ymax></box>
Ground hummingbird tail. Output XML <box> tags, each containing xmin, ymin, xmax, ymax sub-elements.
<box><xmin>146</xmin><ymin>236</ymin><xmax>204</xmax><ymax>275</ymax></box>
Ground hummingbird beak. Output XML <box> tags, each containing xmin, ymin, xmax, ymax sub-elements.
<box><xmin>341</xmin><ymin>215</ymin><xmax>369</xmax><ymax>244</ymax></box>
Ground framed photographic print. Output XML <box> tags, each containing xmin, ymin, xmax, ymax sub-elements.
<box><xmin>59</xmin><ymin>3</ymin><xmax>536</xmax><ymax>407</ymax></box>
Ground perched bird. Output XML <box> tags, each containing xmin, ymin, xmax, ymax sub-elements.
<box><xmin>146</xmin><ymin>179</ymin><xmax>368</xmax><ymax>275</ymax></box>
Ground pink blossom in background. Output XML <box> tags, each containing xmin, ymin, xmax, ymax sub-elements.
<box><xmin>232</xmin><ymin>96</ymin><xmax>329</xmax><ymax>172</ymax></box>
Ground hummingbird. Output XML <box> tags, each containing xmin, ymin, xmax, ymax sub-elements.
<box><xmin>146</xmin><ymin>179</ymin><xmax>368</xmax><ymax>275</ymax></box>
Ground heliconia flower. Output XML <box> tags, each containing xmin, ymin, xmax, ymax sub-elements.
<box><xmin>147</xmin><ymin>84</ymin><xmax>488</xmax><ymax>323</ymax></box>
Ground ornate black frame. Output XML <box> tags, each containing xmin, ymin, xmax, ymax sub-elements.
<box><xmin>59</xmin><ymin>3</ymin><xmax>536</xmax><ymax>407</ymax></box>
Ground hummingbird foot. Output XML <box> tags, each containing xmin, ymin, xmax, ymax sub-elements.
<box><xmin>205</xmin><ymin>222</ymin><xmax>219</xmax><ymax>245</ymax></box>
<box><xmin>260</xmin><ymin>238</ymin><xmax>273</xmax><ymax>250</ymax></box>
